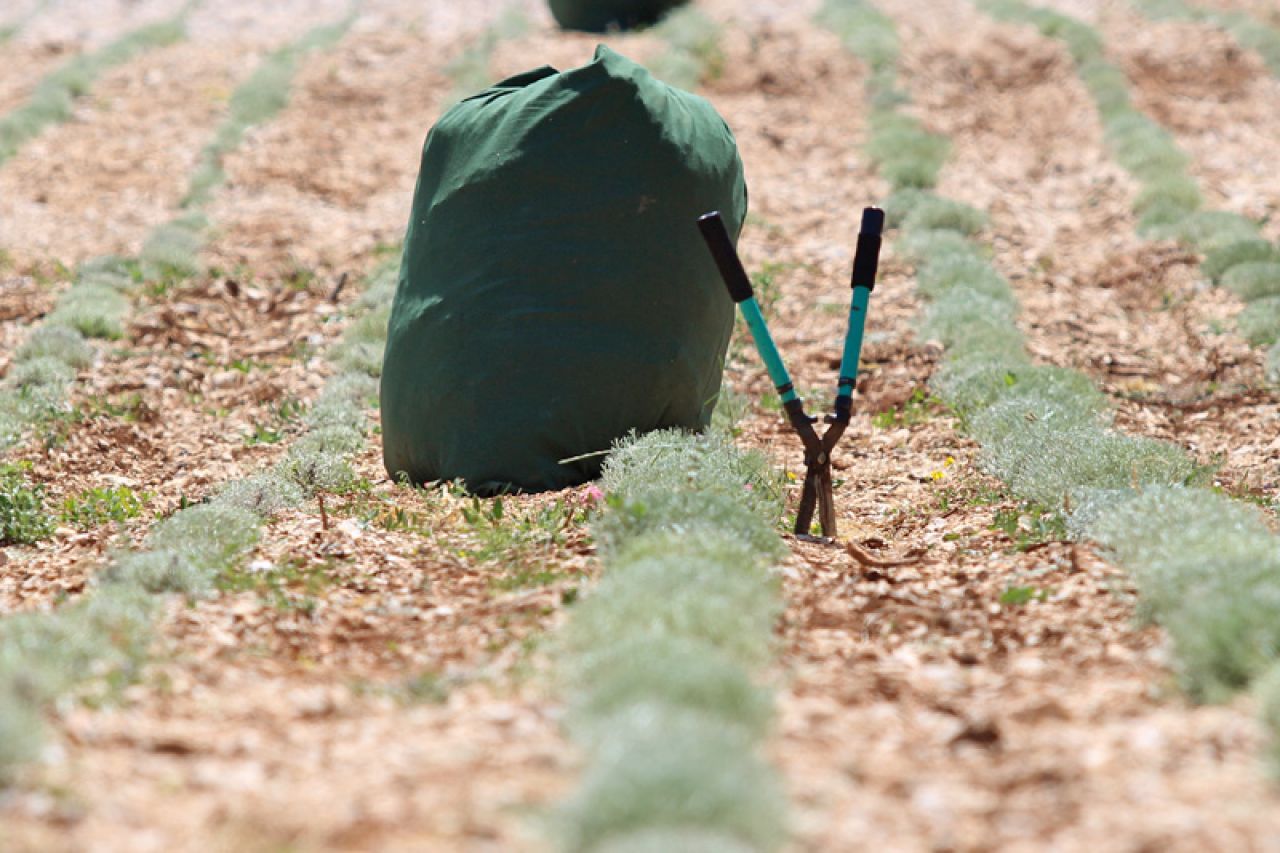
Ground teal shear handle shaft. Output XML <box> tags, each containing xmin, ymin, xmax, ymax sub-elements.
<box><xmin>697</xmin><ymin>211</ymin><xmax>799</xmax><ymax>403</ymax></box>
<box><xmin>837</xmin><ymin>286</ymin><xmax>872</xmax><ymax>401</ymax></box>
<box><xmin>738</xmin><ymin>297</ymin><xmax>798</xmax><ymax>402</ymax></box>
<box><xmin>834</xmin><ymin>207</ymin><xmax>884</xmax><ymax>419</ymax></box>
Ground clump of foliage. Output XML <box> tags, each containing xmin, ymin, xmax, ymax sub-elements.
<box><xmin>0</xmin><ymin>463</ymin><xmax>53</xmax><ymax>545</ymax></box>
<box><xmin>556</xmin><ymin>705</ymin><xmax>787</xmax><ymax>852</ymax></box>
<box><xmin>902</xmin><ymin>195</ymin><xmax>986</xmax><ymax>236</ymax></box>
<box><xmin>1237</xmin><ymin>296</ymin><xmax>1280</xmax><ymax>346</ymax></box>
<box><xmin>1222</xmin><ymin>262</ymin><xmax>1280</xmax><ymax>301</ymax></box>
<box><xmin>0</xmin><ymin>16</ymin><xmax>185</xmax><ymax>164</ymax></box>
<box><xmin>1203</xmin><ymin>239</ymin><xmax>1279</xmax><ymax>282</ymax></box>
<box><xmin>61</xmin><ymin>485</ymin><xmax>148</xmax><ymax>528</ymax></box>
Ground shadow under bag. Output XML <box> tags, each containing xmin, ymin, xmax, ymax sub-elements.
<box><xmin>381</xmin><ymin>45</ymin><xmax>748</xmax><ymax>494</ymax></box>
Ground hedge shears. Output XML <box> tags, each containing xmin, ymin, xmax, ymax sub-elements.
<box><xmin>697</xmin><ymin>207</ymin><xmax>884</xmax><ymax>539</ymax></box>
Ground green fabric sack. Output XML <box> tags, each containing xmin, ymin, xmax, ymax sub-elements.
<box><xmin>381</xmin><ymin>45</ymin><xmax>747</xmax><ymax>495</ymax></box>
<box><xmin>548</xmin><ymin>0</ymin><xmax>689</xmax><ymax>32</ymax></box>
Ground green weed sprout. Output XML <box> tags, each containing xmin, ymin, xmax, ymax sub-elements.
<box><xmin>61</xmin><ymin>485</ymin><xmax>146</xmax><ymax>528</ymax></box>
<box><xmin>0</xmin><ymin>464</ymin><xmax>53</xmax><ymax>545</ymax></box>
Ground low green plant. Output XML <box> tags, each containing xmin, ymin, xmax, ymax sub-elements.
<box><xmin>276</xmin><ymin>447</ymin><xmax>357</xmax><ymax>497</ymax></box>
<box><xmin>991</xmin><ymin>502</ymin><xmax>1067</xmax><ymax>550</ymax></box>
<box><xmin>601</xmin><ymin>429</ymin><xmax>785</xmax><ymax>525</ymax></box>
<box><xmin>871</xmin><ymin>387</ymin><xmax>940</xmax><ymax>428</ymax></box>
<box><xmin>0</xmin><ymin>463</ymin><xmax>53</xmax><ymax>545</ymax></box>
<box><xmin>1203</xmin><ymin>239</ymin><xmax>1280</xmax><ymax>282</ymax></box>
<box><xmin>999</xmin><ymin>584</ymin><xmax>1050</xmax><ymax>606</ymax></box>
<box><xmin>61</xmin><ymin>485</ymin><xmax>148</xmax><ymax>528</ymax></box>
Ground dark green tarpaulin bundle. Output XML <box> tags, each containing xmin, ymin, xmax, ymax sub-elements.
<box><xmin>381</xmin><ymin>45</ymin><xmax>748</xmax><ymax>494</ymax></box>
<box><xmin>549</xmin><ymin>0</ymin><xmax>689</xmax><ymax>32</ymax></box>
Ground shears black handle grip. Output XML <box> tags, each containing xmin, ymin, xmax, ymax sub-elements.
<box><xmin>697</xmin><ymin>212</ymin><xmax>754</xmax><ymax>303</ymax></box>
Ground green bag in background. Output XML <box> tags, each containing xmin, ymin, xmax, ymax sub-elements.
<box><xmin>381</xmin><ymin>45</ymin><xmax>748</xmax><ymax>494</ymax></box>
<box><xmin>548</xmin><ymin>0</ymin><xmax>689</xmax><ymax>32</ymax></box>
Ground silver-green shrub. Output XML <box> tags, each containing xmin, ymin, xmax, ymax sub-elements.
<box><xmin>565</xmin><ymin>550</ymin><xmax>779</xmax><ymax>668</ymax></box>
<box><xmin>556</xmin><ymin>704</ymin><xmax>787</xmax><ymax>853</ymax></box>
<box><xmin>1237</xmin><ymin>296</ymin><xmax>1280</xmax><ymax>345</ymax></box>
<box><xmin>1203</xmin><ymin>239</ymin><xmax>1280</xmax><ymax>282</ymax></box>
<box><xmin>902</xmin><ymin>195</ymin><xmax>986</xmax><ymax>236</ymax></box>
<box><xmin>15</xmin><ymin>325</ymin><xmax>93</xmax><ymax>369</ymax></box>
<box><xmin>215</xmin><ymin>472</ymin><xmax>306</xmax><ymax>518</ymax></box>
<box><xmin>1222</xmin><ymin>262</ymin><xmax>1280</xmax><ymax>301</ymax></box>
<box><xmin>565</xmin><ymin>634</ymin><xmax>774</xmax><ymax>743</ymax></box>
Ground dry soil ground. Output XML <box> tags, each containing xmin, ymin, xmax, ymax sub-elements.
<box><xmin>1</xmin><ymin>0</ymin><xmax>1278</xmax><ymax>850</ymax></box>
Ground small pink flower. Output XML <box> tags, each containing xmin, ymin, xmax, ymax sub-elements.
<box><xmin>584</xmin><ymin>484</ymin><xmax>605</xmax><ymax>504</ymax></box>
<box><xmin>743</xmin><ymin>483</ymin><xmax>755</xmax><ymax>492</ymax></box>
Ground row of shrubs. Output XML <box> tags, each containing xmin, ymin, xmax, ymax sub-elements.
<box><xmin>142</xmin><ymin>12</ymin><xmax>357</xmax><ymax>280</ymax></box>
<box><xmin>0</xmin><ymin>258</ymin><xmax>137</xmax><ymax>456</ymax></box>
<box><xmin>981</xmin><ymin>0</ymin><xmax>1280</xmax><ymax>383</ymax></box>
<box><xmin>0</xmin><ymin>257</ymin><xmax>393</xmax><ymax>783</ymax></box>
<box><xmin>0</xmin><ymin>11</ymin><xmax>187</xmax><ymax>164</ymax></box>
<box><xmin>554</xmin><ymin>429</ymin><xmax>789</xmax><ymax>851</ymax></box>
<box><xmin>824</xmin><ymin>0</ymin><xmax>1280</xmax><ymax>772</ymax></box>
<box><xmin>1</xmin><ymin>12</ymin><xmax>358</xmax><ymax>536</ymax></box>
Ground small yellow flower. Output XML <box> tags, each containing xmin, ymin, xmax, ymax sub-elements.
<box><xmin>930</xmin><ymin>470</ymin><xmax>944</xmax><ymax>481</ymax></box>
<box><xmin>945</xmin><ymin>456</ymin><xmax>955</xmax><ymax>467</ymax></box>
